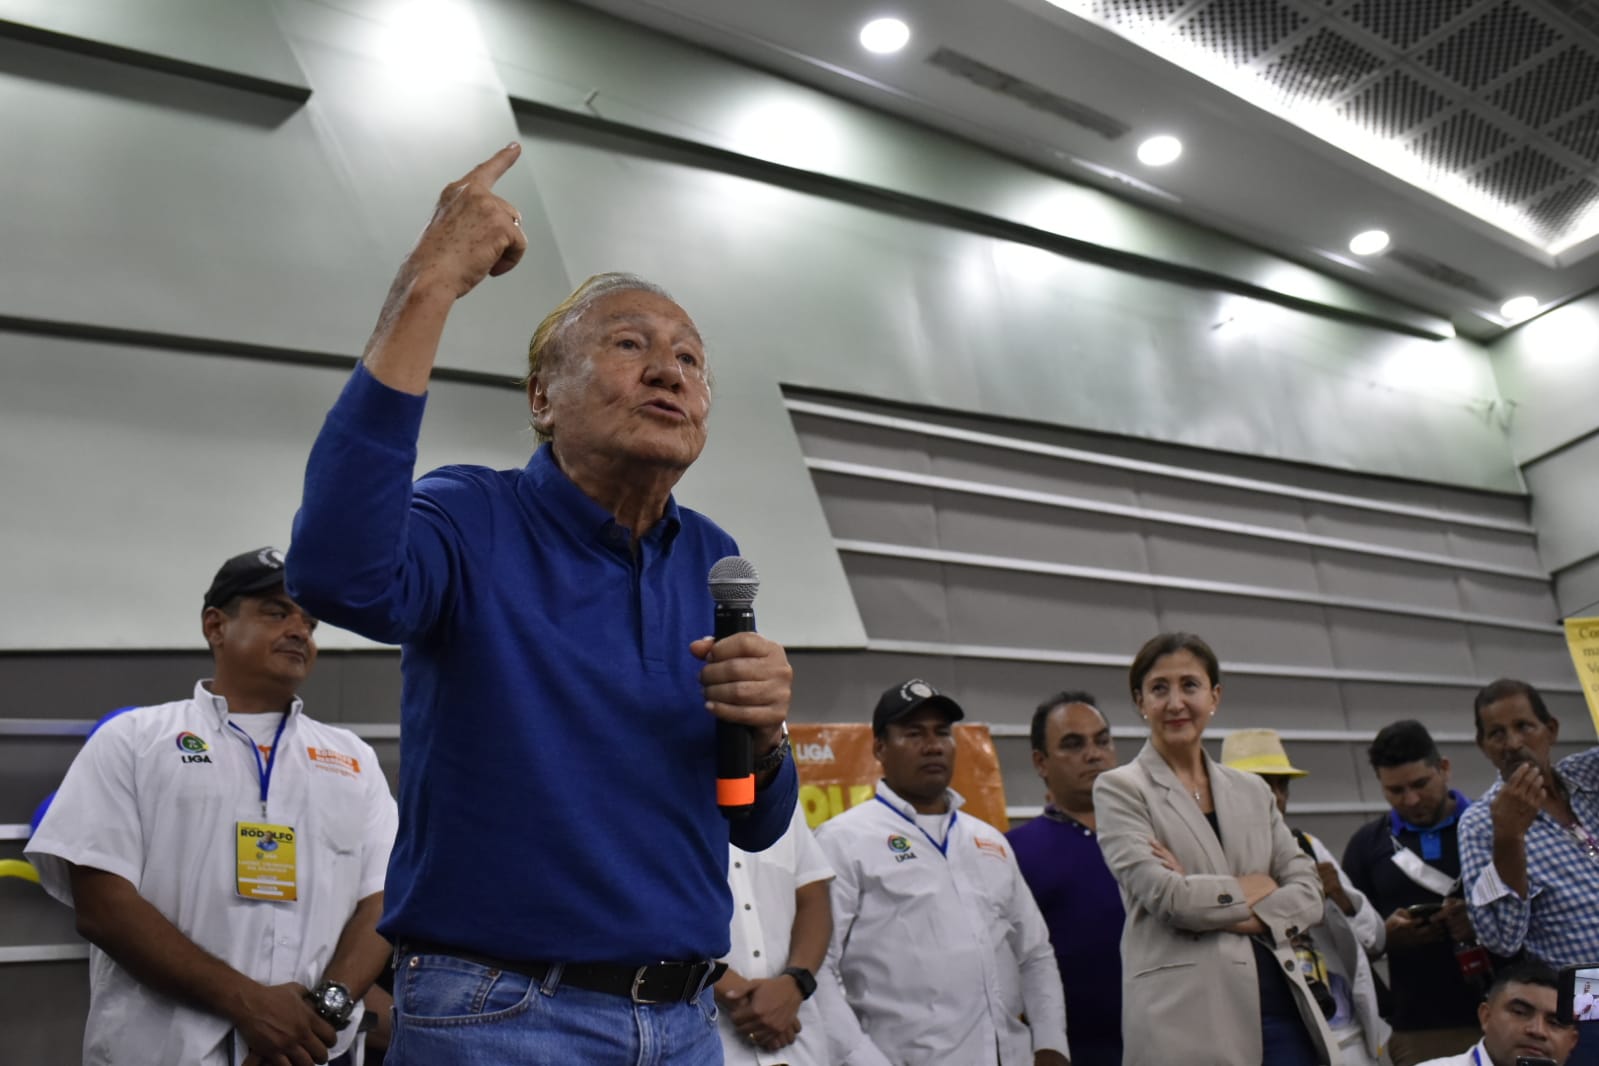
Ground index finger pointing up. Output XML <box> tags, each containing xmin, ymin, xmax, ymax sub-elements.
<box><xmin>464</xmin><ymin>141</ymin><xmax>522</xmax><ymax>188</ymax></box>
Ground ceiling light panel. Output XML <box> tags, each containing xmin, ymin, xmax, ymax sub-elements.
<box><xmin>1040</xmin><ymin>0</ymin><xmax>1599</xmax><ymax>257</ymax></box>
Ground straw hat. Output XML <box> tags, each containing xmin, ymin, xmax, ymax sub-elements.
<box><xmin>1219</xmin><ymin>728</ymin><xmax>1307</xmax><ymax>777</ymax></box>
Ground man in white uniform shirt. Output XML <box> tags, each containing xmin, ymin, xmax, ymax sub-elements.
<box><xmin>815</xmin><ymin>679</ymin><xmax>1070</xmax><ymax>1066</ymax></box>
<box><xmin>27</xmin><ymin>548</ymin><xmax>399</xmax><ymax>1066</ymax></box>
<box><xmin>714</xmin><ymin>803</ymin><xmax>834</xmax><ymax>1065</ymax></box>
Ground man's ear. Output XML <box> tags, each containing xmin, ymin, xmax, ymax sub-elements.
<box><xmin>201</xmin><ymin>606</ymin><xmax>228</xmax><ymax>653</ymax></box>
<box><xmin>529</xmin><ymin>374</ymin><xmax>552</xmax><ymax>434</ymax></box>
<box><xmin>1032</xmin><ymin>748</ymin><xmax>1048</xmax><ymax>779</ymax></box>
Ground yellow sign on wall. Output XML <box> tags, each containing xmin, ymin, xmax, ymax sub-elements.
<box><xmin>790</xmin><ymin>722</ymin><xmax>1010</xmax><ymax>832</ymax></box>
<box><xmin>1563</xmin><ymin>617</ymin><xmax>1599</xmax><ymax>737</ymax></box>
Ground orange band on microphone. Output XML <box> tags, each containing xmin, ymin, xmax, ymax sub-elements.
<box><xmin>717</xmin><ymin>775</ymin><xmax>756</xmax><ymax>807</ymax></box>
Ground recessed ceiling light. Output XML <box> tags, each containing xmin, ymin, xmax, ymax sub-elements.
<box><xmin>1136</xmin><ymin>135</ymin><xmax>1182</xmax><ymax>167</ymax></box>
<box><xmin>1501</xmin><ymin>295</ymin><xmax>1540</xmax><ymax>322</ymax></box>
<box><xmin>859</xmin><ymin>18</ymin><xmax>910</xmax><ymax>54</ymax></box>
<box><xmin>1348</xmin><ymin>229</ymin><xmax>1390</xmax><ymax>256</ymax></box>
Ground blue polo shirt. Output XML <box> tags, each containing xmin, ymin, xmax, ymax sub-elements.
<box><xmin>287</xmin><ymin>364</ymin><xmax>796</xmax><ymax>964</ymax></box>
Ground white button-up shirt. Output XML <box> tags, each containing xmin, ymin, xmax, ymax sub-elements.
<box><xmin>1415</xmin><ymin>1038</ymin><xmax>1488</xmax><ymax>1066</ymax></box>
<box><xmin>27</xmin><ymin>682</ymin><xmax>398</xmax><ymax>1066</ymax></box>
<box><xmin>815</xmin><ymin>781</ymin><xmax>1068</xmax><ymax>1066</ymax></box>
<box><xmin>721</xmin><ymin>804</ymin><xmax>835</xmax><ymax>1066</ymax></box>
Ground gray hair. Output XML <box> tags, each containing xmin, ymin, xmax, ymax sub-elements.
<box><xmin>523</xmin><ymin>272</ymin><xmax>680</xmax><ymax>444</ymax></box>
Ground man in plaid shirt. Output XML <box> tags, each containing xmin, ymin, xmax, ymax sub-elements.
<box><xmin>1458</xmin><ymin>678</ymin><xmax>1599</xmax><ymax>1066</ymax></box>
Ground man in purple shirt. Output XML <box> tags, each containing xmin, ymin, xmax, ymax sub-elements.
<box><xmin>1007</xmin><ymin>690</ymin><xmax>1125</xmax><ymax>1066</ymax></box>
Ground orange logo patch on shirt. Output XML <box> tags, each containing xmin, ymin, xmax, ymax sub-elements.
<box><xmin>974</xmin><ymin>836</ymin><xmax>1008</xmax><ymax>860</ymax></box>
<box><xmin>306</xmin><ymin>746</ymin><xmax>360</xmax><ymax>777</ymax></box>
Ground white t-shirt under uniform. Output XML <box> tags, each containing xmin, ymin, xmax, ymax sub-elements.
<box><xmin>720</xmin><ymin>803</ymin><xmax>835</xmax><ymax>1066</ymax></box>
<box><xmin>27</xmin><ymin>681</ymin><xmax>398</xmax><ymax>1066</ymax></box>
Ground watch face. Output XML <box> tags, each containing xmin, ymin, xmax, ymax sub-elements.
<box><xmin>320</xmin><ymin>985</ymin><xmax>350</xmax><ymax>1012</ymax></box>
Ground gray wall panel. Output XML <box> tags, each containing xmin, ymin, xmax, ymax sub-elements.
<box><xmin>0</xmin><ymin>958</ymin><xmax>87</xmax><ymax>1066</ymax></box>
<box><xmin>836</xmin><ymin>557</ymin><xmax>953</xmax><ymax>645</ymax></box>
<box><xmin>1523</xmin><ymin>436</ymin><xmax>1599</xmax><ymax>574</ymax></box>
<box><xmin>1137</xmin><ymin>478</ymin><xmax>1311</xmax><ymax>534</ymax></box>
<box><xmin>0</xmin><ymin>336</ymin><xmax>530</xmax><ymax>650</ymax></box>
<box><xmin>1466</xmin><ymin>627</ymin><xmax>1591</xmax><ymax>692</ymax></box>
<box><xmin>935</xmin><ymin>499</ymin><xmax>1152</xmax><ymax>574</ymax></box>
<box><xmin>811</xmin><ymin>475</ymin><xmax>940</xmax><ymax>549</ymax></box>
<box><xmin>1304</xmin><ymin>503</ymin><xmax>1453</xmax><ymax>559</ymax></box>
<box><xmin>1316</xmin><ymin>555</ymin><xmax>1464</xmax><ymax>614</ymax></box>
<box><xmin>1144</xmin><ymin>529</ymin><xmax>1320</xmax><ymax>593</ymax></box>
<box><xmin>1455</xmin><ymin>573</ymin><xmax>1563</xmax><ymax>625</ymax></box>
<box><xmin>929</xmin><ymin>438</ymin><xmax>1144</xmax><ymax>508</ymax></box>
<box><xmin>1489</xmin><ymin>295</ymin><xmax>1599</xmax><ymax>464</ymax></box>
<box><xmin>791</xmin><ymin>414</ymin><xmax>935</xmax><ymax>475</ymax></box>
<box><xmin>0</xmin><ymin>0</ymin><xmax>308</xmax><ymax>90</ymax></box>
<box><xmin>1156</xmin><ymin>593</ymin><xmax>1336</xmax><ymax>668</ymax></box>
<box><xmin>1444</xmin><ymin>526</ymin><xmax>1546</xmax><ymax>574</ymax></box>
<box><xmin>1326</xmin><ymin>612</ymin><xmax>1475</xmax><ymax>676</ymax></box>
<box><xmin>1206</xmin><ymin>676</ymin><xmax>1348</xmax><ymax>731</ymax></box>
<box><xmin>787</xmin><ymin>650</ymin><xmax>959</xmax><ymax>722</ymax></box>
<box><xmin>1555</xmin><ymin>555</ymin><xmax>1599</xmax><ymax>619</ymax></box>
<box><xmin>941</xmin><ymin>569</ymin><xmax>1159</xmax><ymax>654</ymax></box>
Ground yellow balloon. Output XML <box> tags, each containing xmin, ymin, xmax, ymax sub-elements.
<box><xmin>0</xmin><ymin>858</ymin><xmax>40</xmax><ymax>883</ymax></box>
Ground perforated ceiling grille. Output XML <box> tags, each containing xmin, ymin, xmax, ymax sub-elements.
<box><xmin>1044</xmin><ymin>0</ymin><xmax>1599</xmax><ymax>256</ymax></box>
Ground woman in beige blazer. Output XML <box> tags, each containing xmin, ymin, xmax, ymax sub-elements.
<box><xmin>1093</xmin><ymin>632</ymin><xmax>1337</xmax><ymax>1066</ymax></box>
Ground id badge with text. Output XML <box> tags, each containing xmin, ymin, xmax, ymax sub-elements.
<box><xmin>235</xmin><ymin>821</ymin><xmax>297</xmax><ymax>901</ymax></box>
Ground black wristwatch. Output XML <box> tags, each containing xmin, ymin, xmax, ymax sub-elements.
<box><xmin>781</xmin><ymin>966</ymin><xmax>817</xmax><ymax>1000</ymax></box>
<box><xmin>308</xmin><ymin>980</ymin><xmax>356</xmax><ymax>1030</ymax></box>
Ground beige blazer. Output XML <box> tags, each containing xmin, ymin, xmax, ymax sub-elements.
<box><xmin>1094</xmin><ymin>743</ymin><xmax>1337</xmax><ymax>1066</ymax></box>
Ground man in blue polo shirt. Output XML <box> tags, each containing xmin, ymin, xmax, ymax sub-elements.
<box><xmin>287</xmin><ymin>143</ymin><xmax>798</xmax><ymax>1065</ymax></box>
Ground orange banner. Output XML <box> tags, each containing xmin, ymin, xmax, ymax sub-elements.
<box><xmin>790</xmin><ymin>723</ymin><xmax>1010</xmax><ymax>832</ymax></box>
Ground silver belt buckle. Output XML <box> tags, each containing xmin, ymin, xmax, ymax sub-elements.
<box><xmin>630</xmin><ymin>964</ymin><xmax>663</xmax><ymax>1004</ymax></box>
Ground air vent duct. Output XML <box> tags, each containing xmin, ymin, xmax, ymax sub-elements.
<box><xmin>926</xmin><ymin>46</ymin><xmax>1131</xmax><ymax>139</ymax></box>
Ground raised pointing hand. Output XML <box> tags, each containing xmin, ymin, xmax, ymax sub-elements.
<box><xmin>405</xmin><ymin>142</ymin><xmax>529</xmax><ymax>300</ymax></box>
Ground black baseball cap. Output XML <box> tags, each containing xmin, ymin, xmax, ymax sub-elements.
<box><xmin>203</xmin><ymin>547</ymin><xmax>287</xmax><ymax>610</ymax></box>
<box><xmin>872</xmin><ymin>678</ymin><xmax>966</xmax><ymax>735</ymax></box>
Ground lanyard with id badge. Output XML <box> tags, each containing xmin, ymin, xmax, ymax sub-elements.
<box><xmin>229</xmin><ymin>716</ymin><xmax>297</xmax><ymax>902</ymax></box>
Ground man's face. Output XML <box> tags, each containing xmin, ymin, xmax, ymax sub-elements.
<box><xmin>1032</xmin><ymin>702</ymin><xmax>1115</xmax><ymax>808</ymax></box>
<box><xmin>205</xmin><ymin>591</ymin><xmax>318</xmax><ymax>689</ymax></box>
<box><xmin>875</xmin><ymin>707</ymin><xmax>957</xmax><ymax>805</ymax></box>
<box><xmin>532</xmin><ymin>289</ymin><xmax>711</xmax><ymax>474</ymax></box>
<box><xmin>1264</xmin><ymin>775</ymin><xmax>1291</xmax><ymax>817</ymax></box>
<box><xmin>1375</xmin><ymin>758</ymin><xmax>1453</xmax><ymax>827</ymax></box>
<box><xmin>1478</xmin><ymin>693</ymin><xmax>1560</xmax><ymax>781</ymax></box>
<box><xmin>1478</xmin><ymin>980</ymin><xmax>1578</xmax><ymax>1065</ymax></box>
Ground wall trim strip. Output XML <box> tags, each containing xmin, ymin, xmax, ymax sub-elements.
<box><xmin>788</xmin><ymin>398</ymin><xmax>1533</xmax><ymax>534</ymax></box>
<box><xmin>837</xmin><ymin>539</ymin><xmax>1560</xmax><ymax>633</ymax></box>
<box><xmin>811</xmin><ymin>459</ymin><xmax>1546</xmax><ymax>580</ymax></box>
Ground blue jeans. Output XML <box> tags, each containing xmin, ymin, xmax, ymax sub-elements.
<box><xmin>387</xmin><ymin>951</ymin><xmax>723</xmax><ymax>1066</ymax></box>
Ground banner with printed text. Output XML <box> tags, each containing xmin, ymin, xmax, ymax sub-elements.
<box><xmin>1563</xmin><ymin>617</ymin><xmax>1599</xmax><ymax>737</ymax></box>
<box><xmin>790</xmin><ymin>722</ymin><xmax>1010</xmax><ymax>832</ymax></box>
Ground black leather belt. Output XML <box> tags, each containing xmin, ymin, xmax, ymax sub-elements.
<box><xmin>398</xmin><ymin>941</ymin><xmax>726</xmax><ymax>1004</ymax></box>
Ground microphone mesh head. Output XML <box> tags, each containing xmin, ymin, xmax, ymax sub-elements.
<box><xmin>708</xmin><ymin>556</ymin><xmax>759</xmax><ymax>607</ymax></box>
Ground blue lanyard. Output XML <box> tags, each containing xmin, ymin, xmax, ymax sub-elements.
<box><xmin>1471</xmin><ymin>1048</ymin><xmax>1482</xmax><ymax>1066</ymax></box>
<box><xmin>875</xmin><ymin>794</ymin><xmax>955</xmax><ymax>857</ymax></box>
<box><xmin>227</xmin><ymin>714</ymin><xmax>291</xmax><ymax>816</ymax></box>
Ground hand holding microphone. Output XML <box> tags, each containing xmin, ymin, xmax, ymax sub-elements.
<box><xmin>693</xmin><ymin>557</ymin><xmax>793</xmax><ymax>819</ymax></box>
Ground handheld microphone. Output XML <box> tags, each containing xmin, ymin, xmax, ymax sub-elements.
<box><xmin>708</xmin><ymin>556</ymin><xmax>758</xmax><ymax>820</ymax></box>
